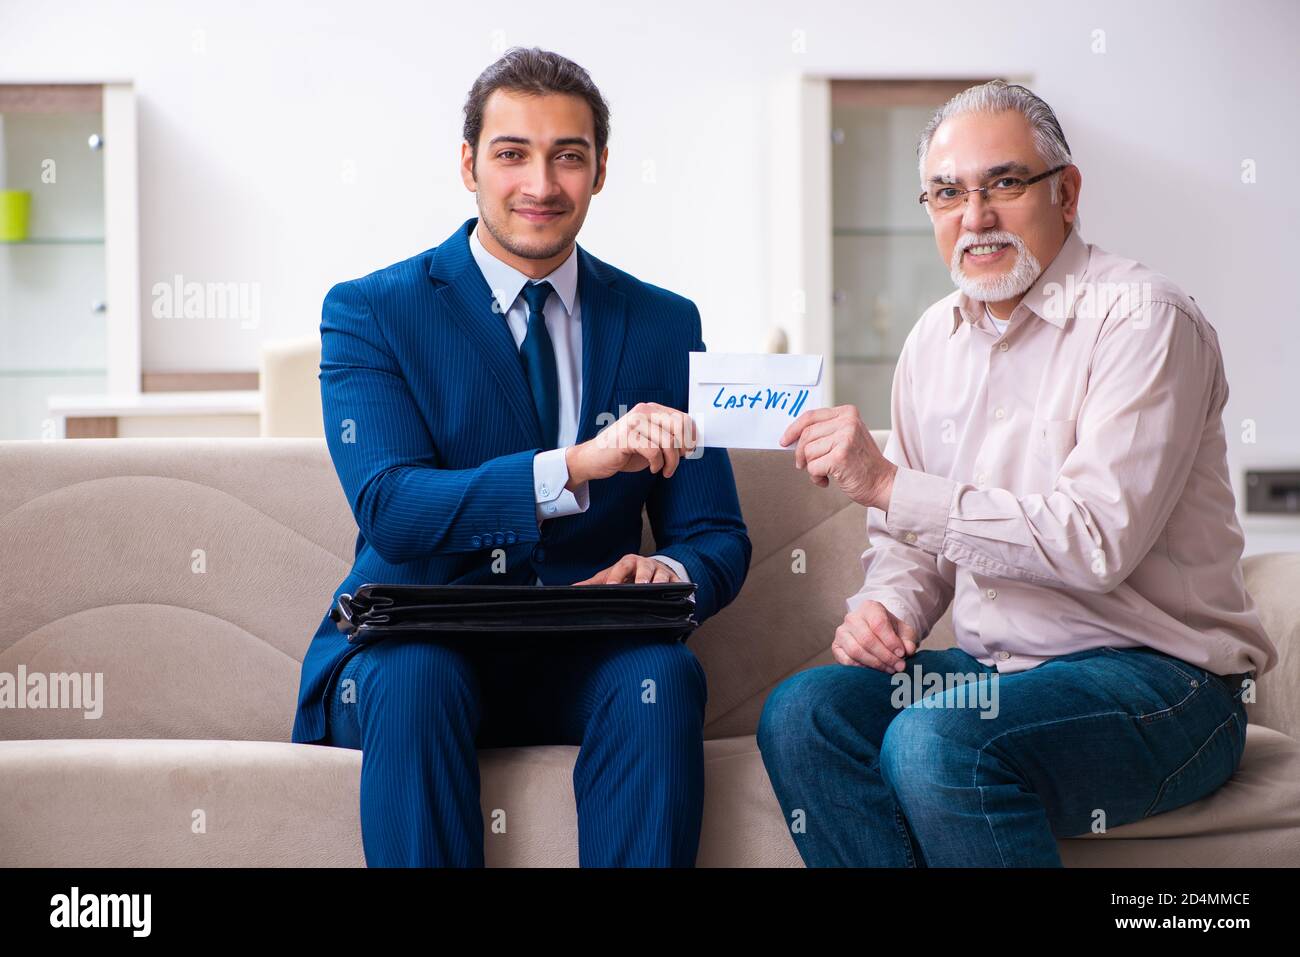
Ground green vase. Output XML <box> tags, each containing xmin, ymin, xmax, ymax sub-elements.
<box><xmin>0</xmin><ymin>190</ymin><xmax>32</xmax><ymax>242</ymax></box>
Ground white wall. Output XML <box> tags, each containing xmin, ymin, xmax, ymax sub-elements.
<box><xmin>3</xmin><ymin>0</ymin><xmax>1297</xmax><ymax>530</ymax></box>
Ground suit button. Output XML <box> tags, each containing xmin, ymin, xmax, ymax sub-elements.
<box><xmin>506</xmin><ymin>532</ymin><xmax>517</xmax><ymax>544</ymax></box>
<box><xmin>494</xmin><ymin>532</ymin><xmax>505</xmax><ymax>545</ymax></box>
<box><xmin>533</xmin><ymin>546</ymin><xmax>546</xmax><ymax>562</ymax></box>
<box><xmin>470</xmin><ymin>535</ymin><xmax>482</xmax><ymax>547</ymax></box>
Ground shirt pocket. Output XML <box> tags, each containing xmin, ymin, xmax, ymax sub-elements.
<box><xmin>1029</xmin><ymin>415</ymin><xmax>1077</xmax><ymax>474</ymax></box>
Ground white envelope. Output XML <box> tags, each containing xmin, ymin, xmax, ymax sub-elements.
<box><xmin>689</xmin><ymin>352</ymin><xmax>826</xmax><ymax>450</ymax></box>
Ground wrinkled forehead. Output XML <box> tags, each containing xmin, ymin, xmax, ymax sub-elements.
<box><xmin>923</xmin><ymin>111</ymin><xmax>1040</xmax><ymax>184</ymax></box>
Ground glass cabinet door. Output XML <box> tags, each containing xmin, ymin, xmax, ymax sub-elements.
<box><xmin>0</xmin><ymin>94</ymin><xmax>107</xmax><ymax>438</ymax></box>
<box><xmin>829</xmin><ymin>81</ymin><xmax>985</xmax><ymax>428</ymax></box>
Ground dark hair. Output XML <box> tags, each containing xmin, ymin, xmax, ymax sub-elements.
<box><xmin>462</xmin><ymin>46</ymin><xmax>611</xmax><ymax>184</ymax></box>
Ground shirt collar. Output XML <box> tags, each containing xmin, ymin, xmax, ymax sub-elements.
<box><xmin>469</xmin><ymin>222</ymin><xmax>579</xmax><ymax>318</ymax></box>
<box><xmin>949</xmin><ymin>223</ymin><xmax>1089</xmax><ymax>337</ymax></box>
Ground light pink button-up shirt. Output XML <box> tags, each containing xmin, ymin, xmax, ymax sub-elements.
<box><xmin>849</xmin><ymin>224</ymin><xmax>1277</xmax><ymax>679</ymax></box>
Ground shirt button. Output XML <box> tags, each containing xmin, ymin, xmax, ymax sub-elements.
<box><xmin>994</xmin><ymin>407</ymin><xmax>1006</xmax><ymax>420</ymax></box>
<box><xmin>470</xmin><ymin>535</ymin><xmax>482</xmax><ymax>547</ymax></box>
<box><xmin>904</xmin><ymin>531</ymin><xmax>917</xmax><ymax>544</ymax></box>
<box><xmin>986</xmin><ymin>588</ymin><xmax>997</xmax><ymax>600</ymax></box>
<box><xmin>998</xmin><ymin>341</ymin><xmax>1009</xmax><ymax>352</ymax></box>
<box><xmin>997</xmin><ymin>651</ymin><xmax>1011</xmax><ymax>660</ymax></box>
<box><xmin>545</xmin><ymin>504</ymin><xmax>557</xmax><ymax>514</ymax></box>
<box><xmin>539</xmin><ymin>484</ymin><xmax>549</xmax><ymax>496</ymax></box>
<box><xmin>975</xmin><ymin>472</ymin><xmax>986</xmax><ymax>485</ymax></box>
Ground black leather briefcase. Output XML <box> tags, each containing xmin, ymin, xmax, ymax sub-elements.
<box><xmin>330</xmin><ymin>582</ymin><xmax>699</xmax><ymax>645</ymax></box>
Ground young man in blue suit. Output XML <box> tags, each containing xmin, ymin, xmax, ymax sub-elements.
<box><xmin>289</xmin><ymin>47</ymin><xmax>751</xmax><ymax>867</ymax></box>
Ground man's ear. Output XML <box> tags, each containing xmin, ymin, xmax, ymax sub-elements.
<box><xmin>1059</xmin><ymin>164</ymin><xmax>1082</xmax><ymax>225</ymax></box>
<box><xmin>592</xmin><ymin>146</ymin><xmax>609</xmax><ymax>194</ymax></box>
<box><xmin>459</xmin><ymin>141</ymin><xmax>478</xmax><ymax>192</ymax></box>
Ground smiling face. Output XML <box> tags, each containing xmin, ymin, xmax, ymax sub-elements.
<box><xmin>460</xmin><ymin>88</ymin><xmax>607</xmax><ymax>279</ymax></box>
<box><xmin>923</xmin><ymin>109</ymin><xmax>1081</xmax><ymax>315</ymax></box>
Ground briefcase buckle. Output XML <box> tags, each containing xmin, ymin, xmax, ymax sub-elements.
<box><xmin>331</xmin><ymin>593</ymin><xmax>355</xmax><ymax>636</ymax></box>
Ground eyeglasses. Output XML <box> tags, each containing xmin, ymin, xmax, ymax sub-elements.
<box><xmin>919</xmin><ymin>164</ymin><xmax>1069</xmax><ymax>212</ymax></box>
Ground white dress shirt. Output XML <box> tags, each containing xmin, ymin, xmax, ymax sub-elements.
<box><xmin>468</xmin><ymin>225</ymin><xmax>689</xmax><ymax>585</ymax></box>
<box><xmin>849</xmin><ymin>225</ymin><xmax>1275</xmax><ymax>677</ymax></box>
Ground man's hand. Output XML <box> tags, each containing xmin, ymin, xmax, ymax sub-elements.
<box><xmin>780</xmin><ymin>404</ymin><xmax>896</xmax><ymax>510</ymax></box>
<box><xmin>573</xmin><ymin>554</ymin><xmax>682</xmax><ymax>585</ymax></box>
<box><xmin>565</xmin><ymin>402</ymin><xmax>697</xmax><ymax>490</ymax></box>
<box><xmin>832</xmin><ymin>601</ymin><xmax>918</xmax><ymax>672</ymax></box>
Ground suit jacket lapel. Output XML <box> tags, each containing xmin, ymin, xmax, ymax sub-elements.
<box><xmin>576</xmin><ymin>246</ymin><xmax>627</xmax><ymax>444</ymax></box>
<box><xmin>429</xmin><ymin>218</ymin><xmax>543</xmax><ymax>446</ymax></box>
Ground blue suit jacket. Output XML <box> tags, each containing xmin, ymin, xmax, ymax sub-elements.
<box><xmin>290</xmin><ymin>217</ymin><xmax>751</xmax><ymax>744</ymax></box>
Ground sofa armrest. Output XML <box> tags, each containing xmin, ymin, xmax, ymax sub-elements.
<box><xmin>1241</xmin><ymin>552</ymin><xmax>1300</xmax><ymax>741</ymax></box>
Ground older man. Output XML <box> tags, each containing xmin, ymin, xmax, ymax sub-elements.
<box><xmin>757</xmin><ymin>80</ymin><xmax>1277</xmax><ymax>867</ymax></box>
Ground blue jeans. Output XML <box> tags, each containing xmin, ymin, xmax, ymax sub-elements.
<box><xmin>324</xmin><ymin>633</ymin><xmax>708</xmax><ymax>867</ymax></box>
<box><xmin>756</xmin><ymin>645</ymin><xmax>1250</xmax><ymax>866</ymax></box>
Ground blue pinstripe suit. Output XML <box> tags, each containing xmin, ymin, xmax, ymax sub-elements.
<box><xmin>290</xmin><ymin>216</ymin><xmax>751</xmax><ymax>866</ymax></box>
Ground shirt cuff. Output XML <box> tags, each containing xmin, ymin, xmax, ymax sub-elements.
<box><xmin>649</xmin><ymin>554</ymin><xmax>691</xmax><ymax>585</ymax></box>
<box><xmin>884</xmin><ymin>465</ymin><xmax>956</xmax><ymax>556</ymax></box>
<box><xmin>533</xmin><ymin>447</ymin><xmax>590</xmax><ymax>522</ymax></box>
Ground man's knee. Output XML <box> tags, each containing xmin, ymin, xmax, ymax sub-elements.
<box><xmin>758</xmin><ymin>664</ymin><xmax>889</xmax><ymax>752</ymax></box>
<box><xmin>588</xmin><ymin>641</ymin><xmax>707</xmax><ymax>744</ymax></box>
<box><xmin>879</xmin><ymin>705</ymin><xmax>988</xmax><ymax>798</ymax></box>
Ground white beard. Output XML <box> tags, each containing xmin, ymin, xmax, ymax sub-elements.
<box><xmin>950</xmin><ymin>230</ymin><xmax>1042</xmax><ymax>304</ymax></box>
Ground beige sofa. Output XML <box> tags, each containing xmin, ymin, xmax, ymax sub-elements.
<box><xmin>2</xmin><ymin>435</ymin><xmax>1299</xmax><ymax>867</ymax></box>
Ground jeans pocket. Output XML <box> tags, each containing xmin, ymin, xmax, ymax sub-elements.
<box><xmin>1143</xmin><ymin>711</ymin><xmax>1242</xmax><ymax>818</ymax></box>
<box><xmin>1100</xmin><ymin>646</ymin><xmax>1206</xmax><ymax>723</ymax></box>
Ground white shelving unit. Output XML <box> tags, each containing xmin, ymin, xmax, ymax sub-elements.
<box><xmin>0</xmin><ymin>81</ymin><xmax>140</xmax><ymax>439</ymax></box>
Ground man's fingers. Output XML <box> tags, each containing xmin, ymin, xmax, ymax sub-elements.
<box><xmin>852</xmin><ymin>608</ymin><xmax>904</xmax><ymax>670</ymax></box>
<box><xmin>858</xmin><ymin>606</ymin><xmax>907</xmax><ymax>663</ymax></box>
<box><xmin>651</xmin><ymin>414</ymin><xmax>682</xmax><ymax>477</ymax></box>
<box><xmin>660</xmin><ymin>413</ymin><xmax>687</xmax><ymax>476</ymax></box>
<box><xmin>627</xmin><ymin>422</ymin><xmax>665</xmax><ymax>473</ymax></box>
<box><xmin>617</xmin><ymin>404</ymin><xmax>697</xmax><ymax>477</ymax></box>
<box><xmin>780</xmin><ymin>405</ymin><xmax>838</xmax><ymax>449</ymax></box>
<box><xmin>892</xmin><ymin>616</ymin><xmax>919</xmax><ymax>655</ymax></box>
<box><xmin>576</xmin><ymin>554</ymin><xmax>670</xmax><ymax>586</ymax></box>
<box><xmin>799</xmin><ymin>432</ymin><xmax>839</xmax><ymax>470</ymax></box>
<box><xmin>794</xmin><ymin>418</ymin><xmax>840</xmax><ymax>470</ymax></box>
<box><xmin>834</xmin><ymin>626</ymin><xmax>881</xmax><ymax>670</ymax></box>
<box><xmin>612</xmin><ymin>555</ymin><xmax>643</xmax><ymax>582</ymax></box>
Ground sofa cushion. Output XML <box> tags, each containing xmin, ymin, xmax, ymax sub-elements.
<box><xmin>4</xmin><ymin>727</ymin><xmax>1296</xmax><ymax>867</ymax></box>
<box><xmin>0</xmin><ymin>735</ymin><xmax>801</xmax><ymax>867</ymax></box>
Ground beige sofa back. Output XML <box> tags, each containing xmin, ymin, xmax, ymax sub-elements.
<box><xmin>2</xmin><ymin>437</ymin><xmax>1296</xmax><ymax>744</ymax></box>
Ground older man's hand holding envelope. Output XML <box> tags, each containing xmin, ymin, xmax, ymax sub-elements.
<box><xmin>688</xmin><ymin>351</ymin><xmax>896</xmax><ymax>511</ymax></box>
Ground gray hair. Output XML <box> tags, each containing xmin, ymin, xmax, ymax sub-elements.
<box><xmin>916</xmin><ymin>80</ymin><xmax>1072</xmax><ymax>202</ymax></box>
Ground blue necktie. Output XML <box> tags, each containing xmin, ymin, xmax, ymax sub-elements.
<box><xmin>518</xmin><ymin>280</ymin><xmax>560</xmax><ymax>450</ymax></box>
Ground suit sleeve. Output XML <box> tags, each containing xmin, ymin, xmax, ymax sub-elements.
<box><xmin>320</xmin><ymin>279</ymin><xmax>541</xmax><ymax>564</ymax></box>
<box><xmin>646</xmin><ymin>303</ymin><xmax>752</xmax><ymax>621</ymax></box>
<box><xmin>846</xmin><ymin>331</ymin><xmax>956</xmax><ymax>640</ymax></box>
